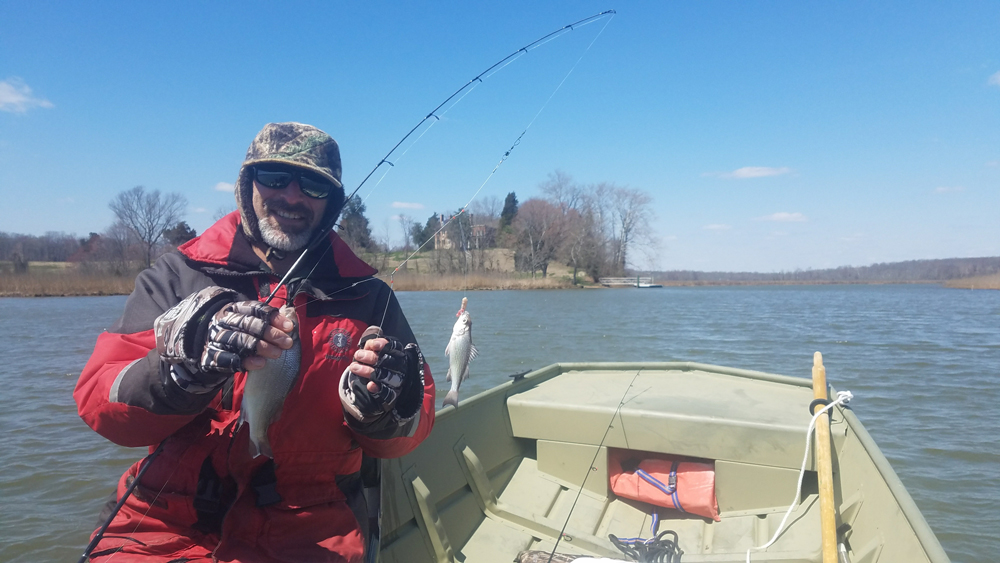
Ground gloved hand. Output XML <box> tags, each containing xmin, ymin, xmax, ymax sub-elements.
<box><xmin>155</xmin><ymin>286</ymin><xmax>294</xmax><ymax>390</ymax></box>
<box><xmin>340</xmin><ymin>326</ymin><xmax>424</xmax><ymax>425</ymax></box>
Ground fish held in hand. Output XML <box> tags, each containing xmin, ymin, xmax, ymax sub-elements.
<box><xmin>239</xmin><ymin>304</ymin><xmax>301</xmax><ymax>458</ymax></box>
<box><xmin>444</xmin><ymin>308</ymin><xmax>478</xmax><ymax>407</ymax></box>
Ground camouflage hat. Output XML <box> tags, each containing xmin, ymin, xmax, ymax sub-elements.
<box><xmin>234</xmin><ymin>122</ymin><xmax>346</xmax><ymax>246</ymax></box>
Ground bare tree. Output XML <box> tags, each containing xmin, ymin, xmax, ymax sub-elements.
<box><xmin>469</xmin><ymin>195</ymin><xmax>502</xmax><ymax>225</ymax></box>
<box><xmin>213</xmin><ymin>205</ymin><xmax>236</xmax><ymax>221</ymax></box>
<box><xmin>513</xmin><ymin>198</ymin><xmax>566</xmax><ymax>278</ymax></box>
<box><xmin>100</xmin><ymin>220</ymin><xmax>139</xmax><ymax>275</ymax></box>
<box><xmin>109</xmin><ymin>186</ymin><xmax>187</xmax><ymax>268</ymax></box>
<box><xmin>610</xmin><ymin>186</ymin><xmax>654</xmax><ymax>273</ymax></box>
<box><xmin>540</xmin><ymin>170</ymin><xmax>583</xmax><ymax>214</ymax></box>
<box><xmin>397</xmin><ymin>214</ymin><xmax>416</xmax><ymax>252</ymax></box>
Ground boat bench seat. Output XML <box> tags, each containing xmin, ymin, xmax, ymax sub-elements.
<box><xmin>507</xmin><ymin>365</ymin><xmax>817</xmax><ymax>471</ymax></box>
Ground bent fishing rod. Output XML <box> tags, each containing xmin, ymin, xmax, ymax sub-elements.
<box><xmin>264</xmin><ymin>9</ymin><xmax>617</xmax><ymax>303</ymax></box>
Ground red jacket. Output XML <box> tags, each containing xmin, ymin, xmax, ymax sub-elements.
<box><xmin>74</xmin><ymin>213</ymin><xmax>435</xmax><ymax>562</ymax></box>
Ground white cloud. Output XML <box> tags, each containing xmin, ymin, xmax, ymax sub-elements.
<box><xmin>192</xmin><ymin>207</ymin><xmax>207</xmax><ymax>213</ymax></box>
<box><xmin>758</xmin><ymin>212</ymin><xmax>807</xmax><ymax>222</ymax></box>
<box><xmin>989</xmin><ymin>71</ymin><xmax>1000</xmax><ymax>87</ymax></box>
<box><xmin>703</xmin><ymin>224</ymin><xmax>732</xmax><ymax>231</ymax></box>
<box><xmin>934</xmin><ymin>186</ymin><xmax>964</xmax><ymax>193</ymax></box>
<box><xmin>392</xmin><ymin>201</ymin><xmax>424</xmax><ymax>209</ymax></box>
<box><xmin>0</xmin><ymin>78</ymin><xmax>53</xmax><ymax>113</ymax></box>
<box><xmin>986</xmin><ymin>160</ymin><xmax>999</xmax><ymax>168</ymax></box>
<box><xmin>215</xmin><ymin>182</ymin><xmax>234</xmax><ymax>192</ymax></box>
<box><xmin>706</xmin><ymin>166</ymin><xmax>792</xmax><ymax>179</ymax></box>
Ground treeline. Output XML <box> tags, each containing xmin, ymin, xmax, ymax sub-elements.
<box><xmin>0</xmin><ymin>232</ymin><xmax>82</xmax><ymax>263</ymax></box>
<box><xmin>396</xmin><ymin>171</ymin><xmax>656</xmax><ymax>281</ymax></box>
<box><xmin>2</xmin><ymin>186</ymin><xmax>197</xmax><ymax>276</ymax></box>
<box><xmin>5</xmin><ymin>172</ymin><xmax>659</xmax><ymax>284</ymax></box>
<box><xmin>646</xmin><ymin>257</ymin><xmax>1000</xmax><ymax>283</ymax></box>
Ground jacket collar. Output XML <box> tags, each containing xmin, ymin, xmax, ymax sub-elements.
<box><xmin>178</xmin><ymin>212</ymin><xmax>377</xmax><ymax>279</ymax></box>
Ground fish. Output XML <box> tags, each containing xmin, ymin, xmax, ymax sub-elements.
<box><xmin>443</xmin><ymin>307</ymin><xmax>478</xmax><ymax>407</ymax></box>
<box><xmin>239</xmin><ymin>303</ymin><xmax>301</xmax><ymax>458</ymax></box>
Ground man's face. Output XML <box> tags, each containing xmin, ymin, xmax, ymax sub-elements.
<box><xmin>252</xmin><ymin>167</ymin><xmax>329</xmax><ymax>252</ymax></box>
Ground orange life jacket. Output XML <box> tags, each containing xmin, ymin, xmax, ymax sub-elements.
<box><xmin>608</xmin><ymin>449</ymin><xmax>720</xmax><ymax>522</ymax></box>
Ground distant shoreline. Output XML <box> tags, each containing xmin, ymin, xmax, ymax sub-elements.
<box><xmin>4</xmin><ymin>275</ymin><xmax>998</xmax><ymax>298</ymax></box>
<box><xmin>4</xmin><ymin>258</ymin><xmax>999</xmax><ymax>297</ymax></box>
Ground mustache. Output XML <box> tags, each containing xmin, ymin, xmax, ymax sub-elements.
<box><xmin>263</xmin><ymin>200</ymin><xmax>314</xmax><ymax>222</ymax></box>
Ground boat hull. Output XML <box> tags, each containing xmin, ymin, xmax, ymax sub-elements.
<box><xmin>379</xmin><ymin>362</ymin><xmax>949</xmax><ymax>563</ymax></box>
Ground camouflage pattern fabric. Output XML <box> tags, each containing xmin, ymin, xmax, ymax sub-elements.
<box><xmin>155</xmin><ymin>285</ymin><xmax>238</xmax><ymax>377</ymax></box>
<box><xmin>201</xmin><ymin>300</ymin><xmax>279</xmax><ymax>373</ymax></box>
<box><xmin>154</xmin><ymin>285</ymin><xmax>281</xmax><ymax>378</ymax></box>
<box><xmin>514</xmin><ymin>551</ymin><xmax>601</xmax><ymax>563</ymax></box>
<box><xmin>235</xmin><ymin>122</ymin><xmax>347</xmax><ymax>246</ymax></box>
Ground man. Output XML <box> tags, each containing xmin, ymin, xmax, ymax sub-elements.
<box><xmin>74</xmin><ymin>122</ymin><xmax>435</xmax><ymax>562</ymax></box>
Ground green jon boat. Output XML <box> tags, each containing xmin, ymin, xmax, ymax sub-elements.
<box><xmin>378</xmin><ymin>362</ymin><xmax>950</xmax><ymax>563</ymax></box>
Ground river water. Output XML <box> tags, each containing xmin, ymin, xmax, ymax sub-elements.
<box><xmin>1</xmin><ymin>285</ymin><xmax>997</xmax><ymax>562</ymax></box>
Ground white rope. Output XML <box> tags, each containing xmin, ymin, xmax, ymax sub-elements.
<box><xmin>746</xmin><ymin>390</ymin><xmax>854</xmax><ymax>563</ymax></box>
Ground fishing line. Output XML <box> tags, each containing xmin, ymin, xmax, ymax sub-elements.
<box><xmin>372</xmin><ymin>10</ymin><xmax>617</xmax><ymax>321</ymax></box>
<box><xmin>547</xmin><ymin>368</ymin><xmax>642</xmax><ymax>562</ymax></box>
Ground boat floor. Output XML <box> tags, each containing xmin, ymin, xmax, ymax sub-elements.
<box><xmin>459</xmin><ymin>456</ymin><xmax>824</xmax><ymax>563</ymax></box>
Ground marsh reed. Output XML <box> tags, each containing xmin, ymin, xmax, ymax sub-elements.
<box><xmin>944</xmin><ymin>273</ymin><xmax>1000</xmax><ymax>290</ymax></box>
<box><xmin>384</xmin><ymin>272</ymin><xmax>575</xmax><ymax>291</ymax></box>
<box><xmin>0</xmin><ymin>272</ymin><xmax>135</xmax><ymax>297</ymax></box>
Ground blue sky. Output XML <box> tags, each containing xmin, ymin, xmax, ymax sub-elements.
<box><xmin>2</xmin><ymin>1</ymin><xmax>998</xmax><ymax>272</ymax></box>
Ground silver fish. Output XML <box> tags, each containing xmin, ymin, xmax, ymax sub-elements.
<box><xmin>239</xmin><ymin>304</ymin><xmax>301</xmax><ymax>458</ymax></box>
<box><xmin>443</xmin><ymin>309</ymin><xmax>478</xmax><ymax>407</ymax></box>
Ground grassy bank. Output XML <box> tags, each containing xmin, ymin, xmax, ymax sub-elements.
<box><xmin>0</xmin><ymin>270</ymin><xmax>136</xmax><ymax>297</ymax></box>
<box><xmin>0</xmin><ymin>262</ymin><xmax>577</xmax><ymax>297</ymax></box>
<box><xmin>944</xmin><ymin>273</ymin><xmax>1000</xmax><ymax>290</ymax></box>
<box><xmin>387</xmin><ymin>272</ymin><xmax>576</xmax><ymax>291</ymax></box>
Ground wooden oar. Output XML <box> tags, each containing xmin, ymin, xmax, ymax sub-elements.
<box><xmin>812</xmin><ymin>352</ymin><xmax>838</xmax><ymax>563</ymax></box>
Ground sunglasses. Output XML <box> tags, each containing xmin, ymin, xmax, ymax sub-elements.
<box><xmin>253</xmin><ymin>165</ymin><xmax>336</xmax><ymax>199</ymax></box>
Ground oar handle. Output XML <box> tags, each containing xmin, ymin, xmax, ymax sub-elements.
<box><xmin>812</xmin><ymin>352</ymin><xmax>838</xmax><ymax>563</ymax></box>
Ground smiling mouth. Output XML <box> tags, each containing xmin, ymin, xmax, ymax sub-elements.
<box><xmin>273</xmin><ymin>209</ymin><xmax>306</xmax><ymax>221</ymax></box>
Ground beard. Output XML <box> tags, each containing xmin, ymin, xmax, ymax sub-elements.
<box><xmin>257</xmin><ymin>201</ymin><xmax>319</xmax><ymax>252</ymax></box>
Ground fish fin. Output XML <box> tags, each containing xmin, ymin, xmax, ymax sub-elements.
<box><xmin>461</xmin><ymin>364</ymin><xmax>471</xmax><ymax>382</ymax></box>
<box><xmin>443</xmin><ymin>390</ymin><xmax>459</xmax><ymax>408</ymax></box>
<box><xmin>445</xmin><ymin>339</ymin><xmax>452</xmax><ymax>357</ymax></box>
<box><xmin>446</xmin><ymin>367</ymin><xmax>452</xmax><ymax>382</ymax></box>
<box><xmin>469</xmin><ymin>344</ymin><xmax>479</xmax><ymax>362</ymax></box>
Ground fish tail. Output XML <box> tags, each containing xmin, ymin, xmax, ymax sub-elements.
<box><xmin>443</xmin><ymin>390</ymin><xmax>460</xmax><ymax>408</ymax></box>
<box><xmin>250</xmin><ymin>434</ymin><xmax>273</xmax><ymax>459</ymax></box>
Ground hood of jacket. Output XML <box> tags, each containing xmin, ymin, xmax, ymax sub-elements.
<box><xmin>235</xmin><ymin>122</ymin><xmax>347</xmax><ymax>250</ymax></box>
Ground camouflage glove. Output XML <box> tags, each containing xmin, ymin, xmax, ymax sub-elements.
<box><xmin>340</xmin><ymin>327</ymin><xmax>425</xmax><ymax>425</ymax></box>
<box><xmin>155</xmin><ymin>287</ymin><xmax>278</xmax><ymax>388</ymax></box>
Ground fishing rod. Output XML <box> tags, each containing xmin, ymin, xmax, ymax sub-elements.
<box><xmin>271</xmin><ymin>9</ymin><xmax>617</xmax><ymax>300</ymax></box>
<box><xmin>77</xmin><ymin>442</ymin><xmax>165</xmax><ymax>563</ymax></box>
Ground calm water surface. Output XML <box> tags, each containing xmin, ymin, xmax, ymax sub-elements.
<box><xmin>1</xmin><ymin>285</ymin><xmax>997</xmax><ymax>562</ymax></box>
